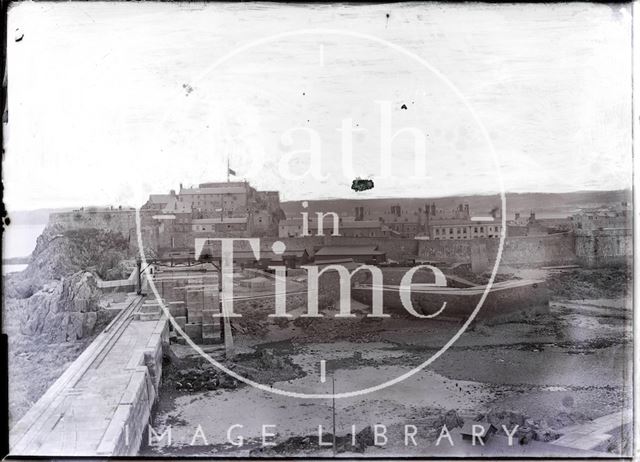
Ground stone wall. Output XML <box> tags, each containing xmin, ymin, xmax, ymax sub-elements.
<box><xmin>486</xmin><ymin>232</ymin><xmax>577</xmax><ymax>266</ymax></box>
<box><xmin>49</xmin><ymin>209</ymin><xmax>136</xmax><ymax>237</ymax></box>
<box><xmin>575</xmin><ymin>228</ymin><xmax>632</xmax><ymax>267</ymax></box>
<box><xmin>417</xmin><ymin>239</ymin><xmax>473</xmax><ymax>263</ymax></box>
<box><xmin>417</xmin><ymin>232</ymin><xmax>578</xmax><ymax>268</ymax></box>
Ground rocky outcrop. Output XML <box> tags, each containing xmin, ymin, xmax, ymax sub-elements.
<box><xmin>27</xmin><ymin>225</ymin><xmax>131</xmax><ymax>282</ymax></box>
<box><xmin>5</xmin><ymin>226</ymin><xmax>131</xmax><ymax>300</ymax></box>
<box><xmin>19</xmin><ymin>271</ymin><xmax>103</xmax><ymax>341</ymax></box>
<box><xmin>6</xmin><ymin>226</ymin><xmax>133</xmax><ymax>343</ymax></box>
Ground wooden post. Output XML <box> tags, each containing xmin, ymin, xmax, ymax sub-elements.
<box><xmin>332</xmin><ymin>376</ymin><xmax>336</xmax><ymax>455</ymax></box>
<box><xmin>217</xmin><ymin>262</ymin><xmax>234</xmax><ymax>358</ymax></box>
<box><xmin>136</xmin><ymin>258</ymin><xmax>142</xmax><ymax>295</ymax></box>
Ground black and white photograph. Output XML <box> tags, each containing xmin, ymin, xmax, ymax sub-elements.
<box><xmin>2</xmin><ymin>2</ymin><xmax>635</xmax><ymax>458</ymax></box>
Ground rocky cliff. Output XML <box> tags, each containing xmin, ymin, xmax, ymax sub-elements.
<box><xmin>5</xmin><ymin>225</ymin><xmax>131</xmax><ymax>299</ymax></box>
<box><xmin>5</xmin><ymin>225</ymin><xmax>132</xmax><ymax>339</ymax></box>
<box><xmin>19</xmin><ymin>271</ymin><xmax>103</xmax><ymax>341</ymax></box>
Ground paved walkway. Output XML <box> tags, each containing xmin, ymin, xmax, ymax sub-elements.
<box><xmin>551</xmin><ymin>410</ymin><xmax>632</xmax><ymax>451</ymax></box>
<box><xmin>10</xmin><ymin>294</ymin><xmax>169</xmax><ymax>456</ymax></box>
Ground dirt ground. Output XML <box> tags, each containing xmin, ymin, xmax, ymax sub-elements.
<box><xmin>141</xmin><ymin>265</ymin><xmax>632</xmax><ymax>457</ymax></box>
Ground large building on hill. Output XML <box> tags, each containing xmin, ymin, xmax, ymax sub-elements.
<box><xmin>141</xmin><ymin>181</ymin><xmax>285</xmax><ymax>253</ymax></box>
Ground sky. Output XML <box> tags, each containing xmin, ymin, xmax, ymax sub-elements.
<box><xmin>4</xmin><ymin>2</ymin><xmax>633</xmax><ymax>211</ymax></box>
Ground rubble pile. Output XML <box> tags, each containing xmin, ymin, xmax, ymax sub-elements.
<box><xmin>249</xmin><ymin>426</ymin><xmax>375</xmax><ymax>456</ymax></box>
<box><xmin>170</xmin><ymin>367</ymin><xmax>240</xmax><ymax>392</ymax></box>
<box><xmin>546</xmin><ymin>267</ymin><xmax>630</xmax><ymax>299</ymax></box>
<box><xmin>477</xmin><ymin>409</ymin><xmax>593</xmax><ymax>444</ymax></box>
<box><xmin>232</xmin><ymin>349</ymin><xmax>306</xmax><ymax>385</ymax></box>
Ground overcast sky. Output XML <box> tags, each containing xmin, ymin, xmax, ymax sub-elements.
<box><xmin>4</xmin><ymin>2</ymin><xmax>632</xmax><ymax>211</ymax></box>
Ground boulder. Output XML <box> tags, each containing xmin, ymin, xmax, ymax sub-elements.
<box><xmin>19</xmin><ymin>271</ymin><xmax>103</xmax><ymax>341</ymax></box>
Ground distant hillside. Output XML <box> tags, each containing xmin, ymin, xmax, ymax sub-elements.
<box><xmin>281</xmin><ymin>190</ymin><xmax>631</xmax><ymax>219</ymax></box>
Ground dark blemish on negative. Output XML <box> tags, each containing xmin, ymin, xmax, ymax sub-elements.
<box><xmin>401</xmin><ymin>104</ymin><xmax>407</xmax><ymax>110</ymax></box>
<box><xmin>302</xmin><ymin>92</ymin><xmax>306</xmax><ymax>96</ymax></box>
<box><xmin>182</xmin><ymin>83</ymin><xmax>193</xmax><ymax>95</ymax></box>
<box><xmin>15</xmin><ymin>28</ymin><xmax>24</xmax><ymax>42</ymax></box>
<box><xmin>4</xmin><ymin>216</ymin><xmax>11</xmax><ymax>226</ymax></box>
<box><xmin>351</xmin><ymin>178</ymin><xmax>374</xmax><ymax>192</ymax></box>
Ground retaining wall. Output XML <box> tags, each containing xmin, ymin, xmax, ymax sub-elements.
<box><xmin>417</xmin><ymin>232</ymin><xmax>578</xmax><ymax>268</ymax></box>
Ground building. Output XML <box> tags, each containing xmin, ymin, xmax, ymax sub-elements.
<box><xmin>572</xmin><ymin>203</ymin><xmax>632</xmax><ymax>267</ymax></box>
<box><xmin>377</xmin><ymin>204</ymin><xmax>426</xmax><ymax>237</ymax></box>
<box><xmin>257</xmin><ymin>248</ymin><xmax>311</xmax><ymax>269</ymax></box>
<box><xmin>278</xmin><ymin>217</ymin><xmax>392</xmax><ymax>238</ymax></box>
<box><xmin>349</xmin><ymin>202</ymin><xmax>492</xmax><ymax>239</ymax></box>
<box><xmin>313</xmin><ymin>245</ymin><xmax>386</xmax><ymax>264</ymax></box>
<box><xmin>191</xmin><ymin>217</ymin><xmax>248</xmax><ymax>234</ymax></box>
<box><xmin>427</xmin><ymin>219</ymin><xmax>502</xmax><ymax>240</ymax></box>
<box><xmin>141</xmin><ymin>180</ymin><xmax>285</xmax><ymax>254</ymax></box>
<box><xmin>179</xmin><ymin>181</ymin><xmax>249</xmax><ymax>215</ymax></box>
<box><xmin>507</xmin><ymin>211</ymin><xmax>571</xmax><ymax>237</ymax></box>
<box><xmin>570</xmin><ymin>203</ymin><xmax>630</xmax><ymax>232</ymax></box>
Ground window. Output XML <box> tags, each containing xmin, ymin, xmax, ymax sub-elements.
<box><xmin>480</xmin><ymin>227</ymin><xmax>484</xmax><ymax>232</ymax></box>
<box><xmin>449</xmin><ymin>228</ymin><xmax>453</xmax><ymax>234</ymax></box>
<box><xmin>474</xmin><ymin>227</ymin><xmax>478</xmax><ymax>233</ymax></box>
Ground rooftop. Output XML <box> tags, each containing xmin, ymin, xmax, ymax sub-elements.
<box><xmin>429</xmin><ymin>218</ymin><xmax>496</xmax><ymax>226</ymax></box>
<box><xmin>148</xmin><ymin>194</ymin><xmax>174</xmax><ymax>203</ymax></box>
<box><xmin>192</xmin><ymin>217</ymin><xmax>247</xmax><ymax>224</ymax></box>
<box><xmin>279</xmin><ymin>217</ymin><xmax>382</xmax><ymax>228</ymax></box>
<box><xmin>181</xmin><ymin>186</ymin><xmax>247</xmax><ymax>195</ymax></box>
<box><xmin>315</xmin><ymin>245</ymin><xmax>385</xmax><ymax>256</ymax></box>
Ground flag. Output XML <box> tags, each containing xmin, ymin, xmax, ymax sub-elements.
<box><xmin>228</xmin><ymin>167</ymin><xmax>236</xmax><ymax>176</ymax></box>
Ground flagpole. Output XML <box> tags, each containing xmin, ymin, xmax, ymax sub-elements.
<box><xmin>227</xmin><ymin>156</ymin><xmax>230</xmax><ymax>183</ymax></box>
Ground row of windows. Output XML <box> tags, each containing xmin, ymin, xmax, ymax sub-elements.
<box><xmin>193</xmin><ymin>224</ymin><xmax>245</xmax><ymax>231</ymax></box>
<box><xmin>432</xmin><ymin>234</ymin><xmax>498</xmax><ymax>240</ymax></box>
<box><xmin>434</xmin><ymin>225</ymin><xmax>500</xmax><ymax>236</ymax></box>
<box><xmin>189</xmin><ymin>193</ymin><xmax>246</xmax><ymax>200</ymax></box>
